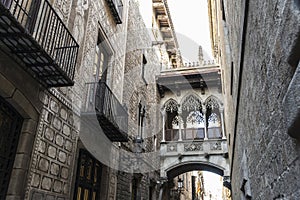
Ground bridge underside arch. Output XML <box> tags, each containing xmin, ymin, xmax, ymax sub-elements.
<box><xmin>165</xmin><ymin>161</ymin><xmax>225</xmax><ymax>180</ymax></box>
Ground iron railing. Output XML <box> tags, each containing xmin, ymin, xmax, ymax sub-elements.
<box><xmin>94</xmin><ymin>81</ymin><xmax>128</xmax><ymax>142</ymax></box>
<box><xmin>105</xmin><ymin>0</ymin><xmax>123</xmax><ymax>24</ymax></box>
<box><xmin>0</xmin><ymin>0</ymin><xmax>78</xmax><ymax>86</ymax></box>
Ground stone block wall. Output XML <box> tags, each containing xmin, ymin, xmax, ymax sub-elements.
<box><xmin>219</xmin><ymin>0</ymin><xmax>300</xmax><ymax>199</ymax></box>
<box><xmin>27</xmin><ymin>92</ymin><xmax>79</xmax><ymax>200</ymax></box>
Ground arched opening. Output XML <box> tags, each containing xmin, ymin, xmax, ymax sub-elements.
<box><xmin>164</xmin><ymin>99</ymin><xmax>179</xmax><ymax>141</ymax></box>
<box><xmin>163</xmin><ymin>162</ymin><xmax>231</xmax><ymax>200</ymax></box>
<box><xmin>181</xmin><ymin>94</ymin><xmax>204</xmax><ymax>140</ymax></box>
<box><xmin>167</xmin><ymin>162</ymin><xmax>224</xmax><ymax>179</ymax></box>
<box><xmin>205</xmin><ymin>96</ymin><xmax>222</xmax><ymax>139</ymax></box>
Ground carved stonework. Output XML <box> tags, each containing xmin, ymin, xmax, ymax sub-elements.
<box><xmin>81</xmin><ymin>1</ymin><xmax>98</xmax><ymax>72</ymax></box>
<box><xmin>210</xmin><ymin>141</ymin><xmax>222</xmax><ymax>150</ymax></box>
<box><xmin>165</xmin><ymin>99</ymin><xmax>178</xmax><ymax>113</ymax></box>
<box><xmin>167</xmin><ymin>144</ymin><xmax>177</xmax><ymax>152</ymax></box>
<box><xmin>54</xmin><ymin>0</ymin><xmax>72</xmax><ymax>23</ymax></box>
<box><xmin>184</xmin><ymin>142</ymin><xmax>203</xmax><ymax>151</ymax></box>
<box><xmin>73</xmin><ymin>0</ymin><xmax>89</xmax><ymax>45</ymax></box>
<box><xmin>182</xmin><ymin>95</ymin><xmax>202</xmax><ymax>111</ymax></box>
<box><xmin>205</xmin><ymin>97</ymin><xmax>220</xmax><ymax>110</ymax></box>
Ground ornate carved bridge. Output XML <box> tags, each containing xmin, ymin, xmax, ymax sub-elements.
<box><xmin>156</xmin><ymin>65</ymin><xmax>230</xmax><ymax>187</ymax></box>
<box><xmin>160</xmin><ymin>139</ymin><xmax>230</xmax><ymax>179</ymax></box>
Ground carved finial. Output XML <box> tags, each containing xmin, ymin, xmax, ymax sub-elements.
<box><xmin>198</xmin><ymin>45</ymin><xmax>204</xmax><ymax>65</ymax></box>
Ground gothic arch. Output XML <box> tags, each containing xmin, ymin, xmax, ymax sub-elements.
<box><xmin>204</xmin><ymin>95</ymin><xmax>222</xmax><ymax>109</ymax></box>
<box><xmin>180</xmin><ymin>93</ymin><xmax>203</xmax><ymax>112</ymax></box>
<box><xmin>163</xmin><ymin>98</ymin><xmax>179</xmax><ymax>113</ymax></box>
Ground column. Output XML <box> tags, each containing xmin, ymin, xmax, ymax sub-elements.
<box><xmin>202</xmin><ymin>106</ymin><xmax>208</xmax><ymax>140</ymax></box>
<box><xmin>161</xmin><ymin>108</ymin><xmax>166</xmax><ymax>143</ymax></box>
<box><xmin>178</xmin><ymin>107</ymin><xmax>183</xmax><ymax>142</ymax></box>
<box><xmin>219</xmin><ymin>107</ymin><xmax>226</xmax><ymax>139</ymax></box>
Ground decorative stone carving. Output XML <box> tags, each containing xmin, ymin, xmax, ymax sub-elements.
<box><xmin>182</xmin><ymin>94</ymin><xmax>202</xmax><ymax>111</ymax></box>
<box><xmin>205</xmin><ymin>96</ymin><xmax>220</xmax><ymax>110</ymax></box>
<box><xmin>54</xmin><ymin>0</ymin><xmax>72</xmax><ymax>23</ymax></box>
<box><xmin>82</xmin><ymin>1</ymin><xmax>98</xmax><ymax>70</ymax></box>
<box><xmin>184</xmin><ymin>142</ymin><xmax>203</xmax><ymax>151</ymax></box>
<box><xmin>73</xmin><ymin>0</ymin><xmax>89</xmax><ymax>45</ymax></box>
<box><xmin>210</xmin><ymin>141</ymin><xmax>222</xmax><ymax>150</ymax></box>
<box><xmin>167</xmin><ymin>144</ymin><xmax>177</xmax><ymax>152</ymax></box>
<box><xmin>208</xmin><ymin>113</ymin><xmax>221</xmax><ymax>127</ymax></box>
<box><xmin>165</xmin><ymin>99</ymin><xmax>178</xmax><ymax>113</ymax></box>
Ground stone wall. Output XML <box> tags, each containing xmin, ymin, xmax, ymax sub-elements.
<box><xmin>123</xmin><ymin>0</ymin><xmax>161</xmax><ymax>151</ymax></box>
<box><xmin>26</xmin><ymin>91</ymin><xmax>79</xmax><ymax>200</ymax></box>
<box><xmin>115</xmin><ymin>1</ymin><xmax>162</xmax><ymax>199</ymax></box>
<box><xmin>219</xmin><ymin>0</ymin><xmax>300</xmax><ymax>199</ymax></box>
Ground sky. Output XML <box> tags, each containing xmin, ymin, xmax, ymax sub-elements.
<box><xmin>137</xmin><ymin>0</ymin><xmax>213</xmax><ymax>62</ymax></box>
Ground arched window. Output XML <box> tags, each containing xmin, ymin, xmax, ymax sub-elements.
<box><xmin>164</xmin><ymin>99</ymin><xmax>179</xmax><ymax>141</ymax></box>
<box><xmin>186</xmin><ymin>111</ymin><xmax>205</xmax><ymax>128</ymax></box>
<box><xmin>172</xmin><ymin>115</ymin><xmax>184</xmax><ymax>129</ymax></box>
<box><xmin>181</xmin><ymin>95</ymin><xmax>204</xmax><ymax>140</ymax></box>
<box><xmin>205</xmin><ymin>96</ymin><xmax>222</xmax><ymax>139</ymax></box>
<box><xmin>185</xmin><ymin>111</ymin><xmax>205</xmax><ymax>140</ymax></box>
<box><xmin>165</xmin><ymin>99</ymin><xmax>179</xmax><ymax>113</ymax></box>
<box><xmin>208</xmin><ymin>113</ymin><xmax>221</xmax><ymax>128</ymax></box>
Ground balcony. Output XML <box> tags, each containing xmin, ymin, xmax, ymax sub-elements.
<box><xmin>82</xmin><ymin>81</ymin><xmax>128</xmax><ymax>142</ymax></box>
<box><xmin>105</xmin><ymin>0</ymin><xmax>123</xmax><ymax>24</ymax></box>
<box><xmin>0</xmin><ymin>0</ymin><xmax>79</xmax><ymax>87</ymax></box>
<box><xmin>165</xmin><ymin>127</ymin><xmax>222</xmax><ymax>142</ymax></box>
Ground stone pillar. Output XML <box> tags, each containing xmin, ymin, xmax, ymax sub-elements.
<box><xmin>161</xmin><ymin>108</ymin><xmax>166</xmax><ymax>143</ymax></box>
<box><xmin>219</xmin><ymin>107</ymin><xmax>226</xmax><ymax>139</ymax></box>
<box><xmin>202</xmin><ymin>106</ymin><xmax>208</xmax><ymax>140</ymax></box>
<box><xmin>178</xmin><ymin>107</ymin><xmax>183</xmax><ymax>142</ymax></box>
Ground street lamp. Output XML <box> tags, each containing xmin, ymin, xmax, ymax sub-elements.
<box><xmin>177</xmin><ymin>178</ymin><xmax>183</xmax><ymax>199</ymax></box>
<box><xmin>178</xmin><ymin>178</ymin><xmax>183</xmax><ymax>190</ymax></box>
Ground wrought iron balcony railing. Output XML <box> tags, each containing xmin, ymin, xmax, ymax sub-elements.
<box><xmin>94</xmin><ymin>81</ymin><xmax>128</xmax><ymax>142</ymax></box>
<box><xmin>0</xmin><ymin>0</ymin><xmax>79</xmax><ymax>87</ymax></box>
<box><xmin>105</xmin><ymin>0</ymin><xmax>123</xmax><ymax>24</ymax></box>
<box><xmin>82</xmin><ymin>82</ymin><xmax>128</xmax><ymax>142</ymax></box>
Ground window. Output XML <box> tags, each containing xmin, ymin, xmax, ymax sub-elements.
<box><xmin>87</xmin><ymin>27</ymin><xmax>112</xmax><ymax>108</ymax></box>
<box><xmin>105</xmin><ymin>0</ymin><xmax>123</xmax><ymax>24</ymax></box>
<box><xmin>93</xmin><ymin>32</ymin><xmax>110</xmax><ymax>82</ymax></box>
<box><xmin>138</xmin><ymin>102</ymin><xmax>146</xmax><ymax>138</ymax></box>
<box><xmin>141</xmin><ymin>53</ymin><xmax>147</xmax><ymax>85</ymax></box>
<box><xmin>206</xmin><ymin>98</ymin><xmax>222</xmax><ymax>139</ymax></box>
<box><xmin>74</xmin><ymin>149</ymin><xmax>102</xmax><ymax>200</ymax></box>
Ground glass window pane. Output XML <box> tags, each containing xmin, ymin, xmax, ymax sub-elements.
<box><xmin>76</xmin><ymin>187</ymin><xmax>82</xmax><ymax>200</ymax></box>
<box><xmin>84</xmin><ymin>189</ymin><xmax>89</xmax><ymax>200</ymax></box>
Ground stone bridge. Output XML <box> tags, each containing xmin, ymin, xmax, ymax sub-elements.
<box><xmin>160</xmin><ymin>139</ymin><xmax>230</xmax><ymax>180</ymax></box>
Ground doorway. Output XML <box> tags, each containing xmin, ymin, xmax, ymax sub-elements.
<box><xmin>0</xmin><ymin>96</ymin><xmax>23</xmax><ymax>199</ymax></box>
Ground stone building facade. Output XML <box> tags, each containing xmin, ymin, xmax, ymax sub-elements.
<box><xmin>0</xmin><ymin>0</ymin><xmax>163</xmax><ymax>200</ymax></box>
<box><xmin>209</xmin><ymin>0</ymin><xmax>300</xmax><ymax>199</ymax></box>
